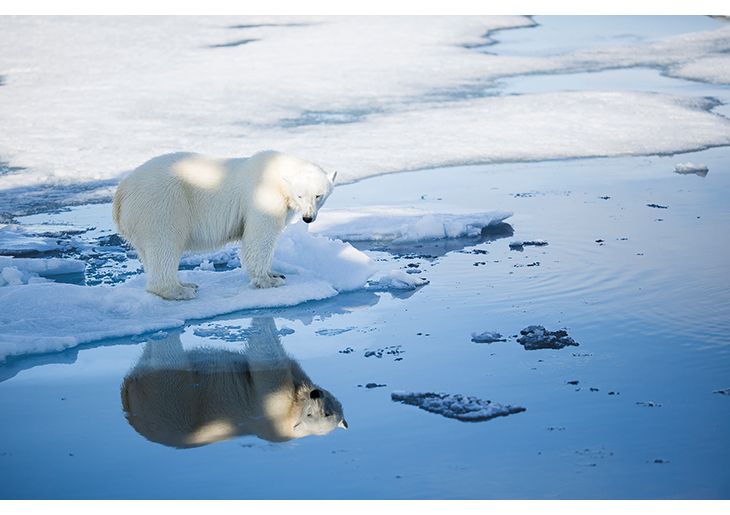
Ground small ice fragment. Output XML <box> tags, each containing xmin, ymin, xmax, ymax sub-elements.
<box><xmin>675</xmin><ymin>163</ymin><xmax>708</xmax><ymax>176</ymax></box>
<box><xmin>517</xmin><ymin>325</ymin><xmax>579</xmax><ymax>350</ymax></box>
<box><xmin>368</xmin><ymin>269</ymin><xmax>429</xmax><ymax>290</ymax></box>
<box><xmin>195</xmin><ymin>259</ymin><xmax>215</xmax><ymax>271</ymax></box>
<box><xmin>471</xmin><ymin>331</ymin><xmax>505</xmax><ymax>343</ymax></box>
<box><xmin>391</xmin><ymin>391</ymin><xmax>525</xmax><ymax>422</ymax></box>
<box><xmin>510</xmin><ymin>239</ymin><xmax>548</xmax><ymax>249</ymax></box>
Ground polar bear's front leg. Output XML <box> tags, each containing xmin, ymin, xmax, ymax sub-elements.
<box><xmin>241</xmin><ymin>220</ymin><xmax>286</xmax><ymax>289</ymax></box>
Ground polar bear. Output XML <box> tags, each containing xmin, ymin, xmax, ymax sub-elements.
<box><xmin>121</xmin><ymin>317</ymin><xmax>348</xmax><ymax>447</ymax></box>
<box><xmin>112</xmin><ymin>151</ymin><xmax>336</xmax><ymax>300</ymax></box>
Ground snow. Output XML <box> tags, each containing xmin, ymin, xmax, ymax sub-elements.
<box><xmin>391</xmin><ymin>391</ymin><xmax>526</xmax><ymax>422</ymax></box>
<box><xmin>2</xmin><ymin>16</ymin><xmax>730</xmax><ymax>219</ymax></box>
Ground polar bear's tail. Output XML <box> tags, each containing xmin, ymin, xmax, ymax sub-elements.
<box><xmin>111</xmin><ymin>183</ymin><xmax>125</xmax><ymax>236</ymax></box>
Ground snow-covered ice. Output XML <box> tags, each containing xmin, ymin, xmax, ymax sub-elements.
<box><xmin>0</xmin><ymin>220</ymin><xmax>379</xmax><ymax>361</ymax></box>
<box><xmin>391</xmin><ymin>391</ymin><xmax>526</xmax><ymax>422</ymax></box>
<box><xmin>2</xmin><ymin>16</ymin><xmax>730</xmax><ymax>219</ymax></box>
<box><xmin>310</xmin><ymin>207</ymin><xmax>512</xmax><ymax>243</ymax></box>
<box><xmin>0</xmin><ymin>205</ymin><xmax>510</xmax><ymax>361</ymax></box>
<box><xmin>0</xmin><ymin>256</ymin><xmax>85</xmax><ymax>286</ymax></box>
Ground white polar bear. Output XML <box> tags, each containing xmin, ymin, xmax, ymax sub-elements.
<box><xmin>112</xmin><ymin>151</ymin><xmax>336</xmax><ymax>300</ymax></box>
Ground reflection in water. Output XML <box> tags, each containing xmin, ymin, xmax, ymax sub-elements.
<box><xmin>121</xmin><ymin>317</ymin><xmax>347</xmax><ymax>448</ymax></box>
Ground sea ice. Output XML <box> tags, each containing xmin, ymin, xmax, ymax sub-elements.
<box><xmin>0</xmin><ymin>221</ymin><xmax>378</xmax><ymax>362</ymax></box>
<box><xmin>517</xmin><ymin>325</ymin><xmax>579</xmax><ymax>350</ymax></box>
<box><xmin>2</xmin><ymin>17</ymin><xmax>730</xmax><ymax>221</ymax></box>
<box><xmin>367</xmin><ymin>270</ymin><xmax>429</xmax><ymax>291</ymax></box>
<box><xmin>0</xmin><ymin>256</ymin><xmax>86</xmax><ymax>286</ymax></box>
<box><xmin>391</xmin><ymin>391</ymin><xmax>526</xmax><ymax>422</ymax></box>
<box><xmin>310</xmin><ymin>207</ymin><xmax>512</xmax><ymax>243</ymax></box>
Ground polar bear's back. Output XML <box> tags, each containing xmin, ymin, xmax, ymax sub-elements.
<box><xmin>113</xmin><ymin>152</ymin><xmax>266</xmax><ymax>251</ymax></box>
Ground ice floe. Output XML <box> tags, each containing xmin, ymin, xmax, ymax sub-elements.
<box><xmin>0</xmin><ymin>220</ymin><xmax>379</xmax><ymax>362</ymax></box>
<box><xmin>0</xmin><ymin>256</ymin><xmax>85</xmax><ymax>286</ymax></box>
<box><xmin>310</xmin><ymin>207</ymin><xmax>512</xmax><ymax>243</ymax></box>
<box><xmin>391</xmin><ymin>391</ymin><xmax>526</xmax><ymax>422</ymax></box>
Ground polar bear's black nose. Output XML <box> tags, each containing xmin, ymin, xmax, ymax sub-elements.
<box><xmin>303</xmin><ymin>216</ymin><xmax>313</xmax><ymax>223</ymax></box>
<box><xmin>310</xmin><ymin>389</ymin><xmax>322</xmax><ymax>399</ymax></box>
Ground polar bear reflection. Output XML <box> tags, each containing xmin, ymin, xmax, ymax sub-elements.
<box><xmin>121</xmin><ymin>318</ymin><xmax>347</xmax><ymax>447</ymax></box>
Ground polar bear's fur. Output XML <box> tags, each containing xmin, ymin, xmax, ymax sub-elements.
<box><xmin>112</xmin><ymin>151</ymin><xmax>336</xmax><ymax>300</ymax></box>
<box><xmin>121</xmin><ymin>317</ymin><xmax>348</xmax><ymax>447</ymax></box>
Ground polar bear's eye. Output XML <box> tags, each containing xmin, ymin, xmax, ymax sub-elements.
<box><xmin>316</xmin><ymin>195</ymin><xmax>321</xmax><ymax>199</ymax></box>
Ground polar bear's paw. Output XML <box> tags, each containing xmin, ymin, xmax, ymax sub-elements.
<box><xmin>251</xmin><ymin>273</ymin><xmax>286</xmax><ymax>289</ymax></box>
<box><xmin>149</xmin><ymin>282</ymin><xmax>198</xmax><ymax>300</ymax></box>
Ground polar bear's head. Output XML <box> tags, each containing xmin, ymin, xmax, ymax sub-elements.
<box><xmin>283</xmin><ymin>167</ymin><xmax>337</xmax><ymax>224</ymax></box>
<box><xmin>294</xmin><ymin>387</ymin><xmax>348</xmax><ymax>435</ymax></box>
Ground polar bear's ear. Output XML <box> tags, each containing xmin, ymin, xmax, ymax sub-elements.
<box><xmin>328</xmin><ymin>171</ymin><xmax>337</xmax><ymax>184</ymax></box>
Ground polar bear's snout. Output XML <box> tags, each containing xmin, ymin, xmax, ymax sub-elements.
<box><xmin>284</xmin><ymin>168</ymin><xmax>336</xmax><ymax>225</ymax></box>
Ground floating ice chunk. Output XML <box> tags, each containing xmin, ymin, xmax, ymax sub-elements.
<box><xmin>367</xmin><ymin>270</ymin><xmax>429</xmax><ymax>291</ymax></box>
<box><xmin>471</xmin><ymin>331</ymin><xmax>505</xmax><ymax>343</ymax></box>
<box><xmin>1</xmin><ymin>266</ymin><xmax>24</xmax><ymax>286</ymax></box>
<box><xmin>517</xmin><ymin>325</ymin><xmax>579</xmax><ymax>350</ymax></box>
<box><xmin>0</xmin><ymin>224</ymin><xmax>64</xmax><ymax>255</ymax></box>
<box><xmin>391</xmin><ymin>391</ymin><xmax>526</xmax><ymax>422</ymax></box>
<box><xmin>674</xmin><ymin>162</ymin><xmax>708</xmax><ymax>176</ymax></box>
<box><xmin>0</xmin><ymin>256</ymin><xmax>86</xmax><ymax>287</ymax></box>
<box><xmin>310</xmin><ymin>207</ymin><xmax>512</xmax><ymax>243</ymax></box>
<box><xmin>195</xmin><ymin>260</ymin><xmax>216</xmax><ymax>271</ymax></box>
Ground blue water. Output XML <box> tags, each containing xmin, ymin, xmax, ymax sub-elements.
<box><xmin>1</xmin><ymin>16</ymin><xmax>729</xmax><ymax>500</ymax></box>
